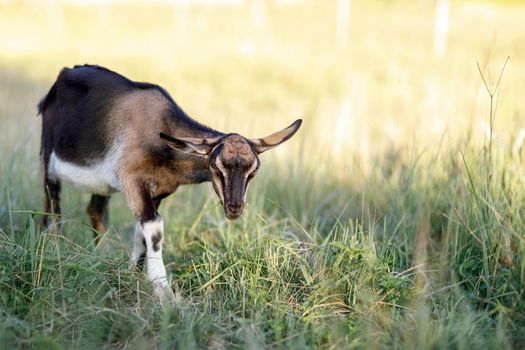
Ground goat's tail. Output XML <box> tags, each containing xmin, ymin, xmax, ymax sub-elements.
<box><xmin>37</xmin><ymin>81</ymin><xmax>57</xmax><ymax>116</ymax></box>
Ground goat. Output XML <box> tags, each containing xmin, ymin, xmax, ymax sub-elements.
<box><xmin>38</xmin><ymin>64</ymin><xmax>302</xmax><ymax>297</ymax></box>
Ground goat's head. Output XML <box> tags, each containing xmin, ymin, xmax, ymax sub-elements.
<box><xmin>160</xmin><ymin>119</ymin><xmax>302</xmax><ymax>220</ymax></box>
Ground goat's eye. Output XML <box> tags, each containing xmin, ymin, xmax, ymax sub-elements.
<box><xmin>210</xmin><ymin>163</ymin><xmax>218</xmax><ymax>169</ymax></box>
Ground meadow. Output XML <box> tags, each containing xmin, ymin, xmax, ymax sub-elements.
<box><xmin>1</xmin><ymin>0</ymin><xmax>525</xmax><ymax>348</ymax></box>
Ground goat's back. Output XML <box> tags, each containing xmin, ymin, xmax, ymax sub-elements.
<box><xmin>39</xmin><ymin>65</ymin><xmax>169</xmax><ymax>165</ymax></box>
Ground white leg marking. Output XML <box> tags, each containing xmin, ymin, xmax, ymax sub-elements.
<box><xmin>142</xmin><ymin>217</ymin><xmax>171</xmax><ymax>298</ymax></box>
<box><xmin>132</xmin><ymin>223</ymin><xmax>146</xmax><ymax>265</ymax></box>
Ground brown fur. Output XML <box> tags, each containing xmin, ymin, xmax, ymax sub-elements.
<box><xmin>39</xmin><ymin>64</ymin><xmax>301</xmax><ymax>250</ymax></box>
<box><xmin>86</xmin><ymin>195</ymin><xmax>110</xmax><ymax>242</ymax></box>
<box><xmin>151</xmin><ymin>232</ymin><xmax>163</xmax><ymax>252</ymax></box>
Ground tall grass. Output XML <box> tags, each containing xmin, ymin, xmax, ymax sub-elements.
<box><xmin>1</xmin><ymin>1</ymin><xmax>525</xmax><ymax>348</ymax></box>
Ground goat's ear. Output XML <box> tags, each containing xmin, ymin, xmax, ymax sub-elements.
<box><xmin>160</xmin><ymin>133</ymin><xmax>220</xmax><ymax>156</ymax></box>
<box><xmin>250</xmin><ymin>119</ymin><xmax>302</xmax><ymax>154</ymax></box>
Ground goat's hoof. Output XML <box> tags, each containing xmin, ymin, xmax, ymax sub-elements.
<box><xmin>46</xmin><ymin>222</ymin><xmax>60</xmax><ymax>234</ymax></box>
<box><xmin>153</xmin><ymin>283</ymin><xmax>174</xmax><ymax>302</ymax></box>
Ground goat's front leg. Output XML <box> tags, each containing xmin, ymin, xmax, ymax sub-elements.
<box><xmin>132</xmin><ymin>223</ymin><xmax>147</xmax><ymax>270</ymax></box>
<box><xmin>142</xmin><ymin>217</ymin><xmax>169</xmax><ymax>295</ymax></box>
<box><xmin>123</xmin><ymin>179</ymin><xmax>171</xmax><ymax>299</ymax></box>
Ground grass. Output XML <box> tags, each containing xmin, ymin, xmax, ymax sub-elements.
<box><xmin>1</xmin><ymin>0</ymin><xmax>525</xmax><ymax>348</ymax></box>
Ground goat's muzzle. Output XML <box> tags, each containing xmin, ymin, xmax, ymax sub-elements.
<box><xmin>225</xmin><ymin>202</ymin><xmax>243</xmax><ymax>220</ymax></box>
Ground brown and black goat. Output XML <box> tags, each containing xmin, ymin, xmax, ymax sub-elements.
<box><xmin>38</xmin><ymin>65</ymin><xmax>302</xmax><ymax>297</ymax></box>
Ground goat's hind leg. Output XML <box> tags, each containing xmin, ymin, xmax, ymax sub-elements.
<box><xmin>86</xmin><ymin>194</ymin><xmax>110</xmax><ymax>243</ymax></box>
<box><xmin>42</xmin><ymin>174</ymin><xmax>61</xmax><ymax>232</ymax></box>
<box><xmin>41</xmin><ymin>135</ymin><xmax>60</xmax><ymax>231</ymax></box>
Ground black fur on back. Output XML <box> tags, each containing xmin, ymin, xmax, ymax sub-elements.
<box><xmin>38</xmin><ymin>81</ymin><xmax>57</xmax><ymax>115</ymax></box>
<box><xmin>39</xmin><ymin>64</ymin><xmax>217</xmax><ymax>133</ymax></box>
<box><xmin>38</xmin><ymin>64</ymin><xmax>220</xmax><ymax>165</ymax></box>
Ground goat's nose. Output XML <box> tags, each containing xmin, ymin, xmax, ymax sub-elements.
<box><xmin>227</xmin><ymin>202</ymin><xmax>242</xmax><ymax>212</ymax></box>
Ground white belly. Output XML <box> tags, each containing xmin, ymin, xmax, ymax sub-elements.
<box><xmin>48</xmin><ymin>150</ymin><xmax>122</xmax><ymax>196</ymax></box>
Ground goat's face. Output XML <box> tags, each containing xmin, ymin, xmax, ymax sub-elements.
<box><xmin>209</xmin><ymin>135</ymin><xmax>259</xmax><ymax>219</ymax></box>
<box><xmin>160</xmin><ymin>119</ymin><xmax>302</xmax><ymax>220</ymax></box>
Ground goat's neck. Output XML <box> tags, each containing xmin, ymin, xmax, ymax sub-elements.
<box><xmin>166</xmin><ymin>109</ymin><xmax>224</xmax><ymax>140</ymax></box>
<box><xmin>165</xmin><ymin>120</ymin><xmax>224</xmax><ymax>184</ymax></box>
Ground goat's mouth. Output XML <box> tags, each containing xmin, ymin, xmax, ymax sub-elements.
<box><xmin>224</xmin><ymin>206</ymin><xmax>243</xmax><ymax>220</ymax></box>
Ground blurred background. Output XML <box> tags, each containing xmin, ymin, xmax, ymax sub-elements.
<box><xmin>1</xmin><ymin>0</ymin><xmax>524</xmax><ymax>226</ymax></box>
